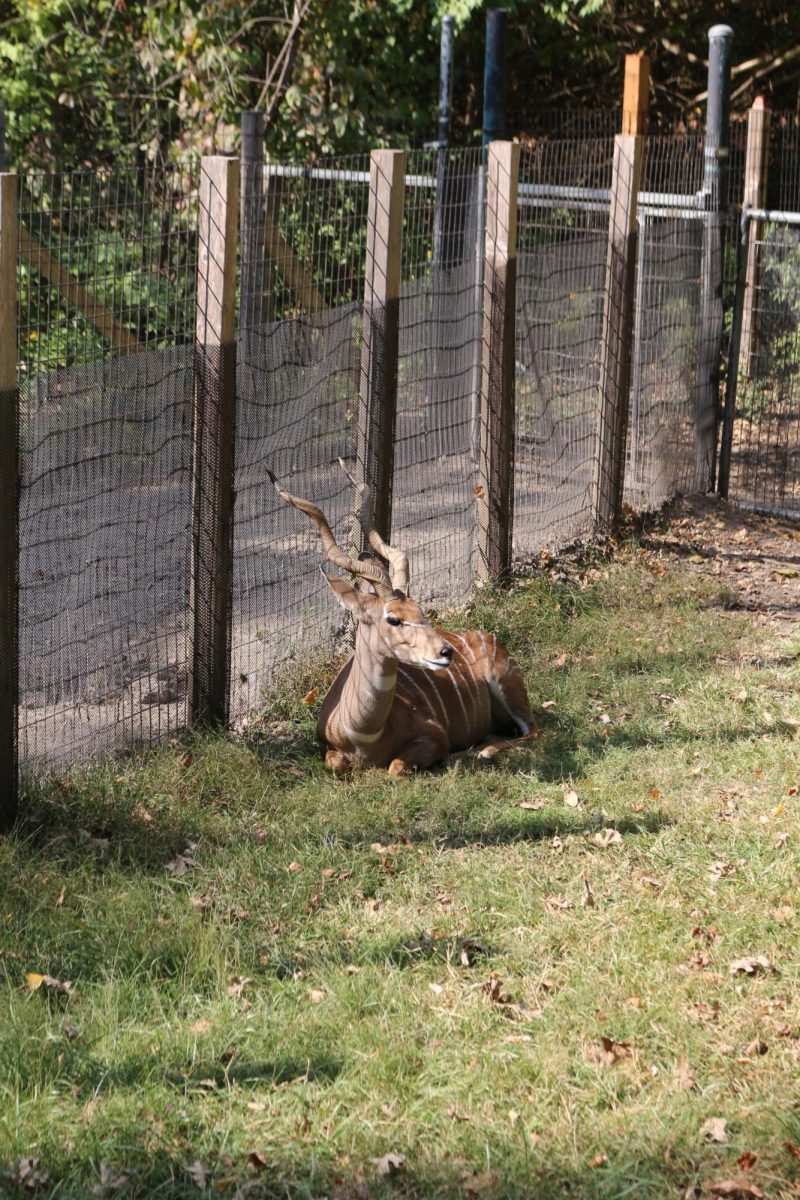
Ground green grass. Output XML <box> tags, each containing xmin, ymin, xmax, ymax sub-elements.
<box><xmin>2</xmin><ymin>548</ymin><xmax>800</xmax><ymax>1198</ymax></box>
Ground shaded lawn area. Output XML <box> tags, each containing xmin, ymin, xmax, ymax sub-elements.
<box><xmin>2</xmin><ymin>539</ymin><xmax>800</xmax><ymax>1199</ymax></box>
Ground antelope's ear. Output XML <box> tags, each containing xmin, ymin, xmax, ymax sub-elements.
<box><xmin>321</xmin><ymin>568</ymin><xmax>373</xmax><ymax>620</ymax></box>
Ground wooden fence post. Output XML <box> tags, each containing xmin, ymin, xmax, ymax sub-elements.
<box><xmin>0</xmin><ymin>173</ymin><xmax>18</xmax><ymax>829</ymax></box>
<box><xmin>476</xmin><ymin>139</ymin><xmax>519</xmax><ymax>583</ymax></box>
<box><xmin>740</xmin><ymin>97</ymin><xmax>771</xmax><ymax>374</ymax></box>
<box><xmin>192</xmin><ymin>156</ymin><xmax>240</xmax><ymax>727</ymax></box>
<box><xmin>240</xmin><ymin>111</ymin><xmax>266</xmax><ymax>331</ymax></box>
<box><xmin>592</xmin><ymin>54</ymin><xmax>649</xmax><ymax>532</ymax></box>
<box><xmin>356</xmin><ymin>149</ymin><xmax>405</xmax><ymax>546</ymax></box>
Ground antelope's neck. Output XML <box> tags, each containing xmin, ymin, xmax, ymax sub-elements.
<box><xmin>342</xmin><ymin>624</ymin><xmax>397</xmax><ymax>736</ymax></box>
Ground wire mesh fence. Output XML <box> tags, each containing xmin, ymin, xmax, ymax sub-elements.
<box><xmin>391</xmin><ymin>147</ymin><xmax>483</xmax><ymax>610</ymax></box>
<box><xmin>232</xmin><ymin>156</ymin><xmax>370</xmax><ymax>726</ymax></box>
<box><xmin>6</xmin><ymin>116</ymin><xmax>800</xmax><ymax>780</ymax></box>
<box><xmin>514</xmin><ymin>137</ymin><xmax>613</xmax><ymax>552</ymax></box>
<box><xmin>624</xmin><ymin>135</ymin><xmax>705</xmax><ymax>509</ymax></box>
<box><xmin>17</xmin><ymin>163</ymin><xmax>198</xmax><ymax>770</ymax></box>
<box><xmin>719</xmin><ymin>113</ymin><xmax>800</xmax><ymax>516</ymax></box>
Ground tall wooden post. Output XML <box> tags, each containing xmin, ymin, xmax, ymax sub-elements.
<box><xmin>696</xmin><ymin>24</ymin><xmax>733</xmax><ymax>492</ymax></box>
<box><xmin>476</xmin><ymin>139</ymin><xmax>519</xmax><ymax>582</ymax></box>
<box><xmin>592</xmin><ymin>54</ymin><xmax>649</xmax><ymax>532</ymax></box>
<box><xmin>356</xmin><ymin>149</ymin><xmax>405</xmax><ymax>546</ymax></box>
<box><xmin>240</xmin><ymin>111</ymin><xmax>266</xmax><ymax>331</ymax></box>
<box><xmin>740</xmin><ymin>97</ymin><xmax>771</xmax><ymax>374</ymax></box>
<box><xmin>192</xmin><ymin>156</ymin><xmax>240</xmax><ymax>727</ymax></box>
<box><xmin>0</xmin><ymin>173</ymin><xmax>18</xmax><ymax>829</ymax></box>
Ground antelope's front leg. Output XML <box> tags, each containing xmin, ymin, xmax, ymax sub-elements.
<box><xmin>388</xmin><ymin>734</ymin><xmax>448</xmax><ymax>779</ymax></box>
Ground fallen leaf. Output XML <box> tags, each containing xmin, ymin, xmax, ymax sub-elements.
<box><xmin>784</xmin><ymin>1142</ymin><xmax>800</xmax><ymax>1161</ymax></box>
<box><xmin>704</xmin><ymin>1180</ymin><xmax>764</xmax><ymax>1198</ymax></box>
<box><xmin>372</xmin><ymin>1153</ymin><xmax>405</xmax><ymax>1177</ymax></box>
<box><xmin>62</xmin><ymin>1021</ymin><xmax>80</xmax><ymax>1041</ymax></box>
<box><xmin>189</xmin><ymin>1019</ymin><xmax>212</xmax><ymax>1035</ymax></box>
<box><xmin>308</xmin><ymin>988</ymin><xmax>326</xmax><ymax>1004</ymax></box>
<box><xmin>446</xmin><ymin>1105</ymin><xmax>470</xmax><ymax>1122</ymax></box>
<box><xmin>227</xmin><ymin>976</ymin><xmax>253</xmax><ymax>997</ymax></box>
<box><xmin>186</xmin><ymin>1161</ymin><xmax>208</xmax><ymax>1189</ymax></box>
<box><xmin>687</xmin><ymin>554</ymin><xmax>704</xmax><ymax>564</ymax></box>
<box><xmin>729</xmin><ymin>956</ymin><xmax>775</xmax><ymax>977</ymax></box>
<box><xmin>709</xmin><ymin>860</ymin><xmax>736</xmax><ymax>880</ymax></box>
<box><xmin>590</xmin><ymin>1153</ymin><xmax>608</xmax><ymax>1168</ymax></box>
<box><xmin>518</xmin><ymin>799</ymin><xmax>545</xmax><ymax>810</ymax></box>
<box><xmin>286</xmin><ymin>861</ymin><xmax>302</xmax><ymax>873</ymax></box>
<box><xmin>774</xmin><ymin>567</ymin><xmax>799</xmax><ymax>578</ymax></box>
<box><xmin>247</xmin><ymin>1152</ymin><xmax>268</xmax><ymax>1171</ymax></box>
<box><xmin>462</xmin><ymin>1169</ymin><xmax>500</xmax><ymax>1196</ymax></box>
<box><xmin>24</xmin><ymin>972</ymin><xmax>72</xmax><ymax>995</ymax></box>
<box><xmin>772</xmin><ymin>906</ymin><xmax>795</xmax><ymax>924</ymax></box>
<box><xmin>564</xmin><ymin>789</ymin><xmax>580</xmax><ymax>808</ymax></box>
<box><xmin>684</xmin><ymin>1001</ymin><xmax>720</xmax><ymax>1024</ymax></box>
<box><xmin>429</xmin><ymin>982</ymin><xmax>444</xmax><ymax>995</ymax></box>
<box><xmin>7</xmin><ymin>1158</ymin><xmax>50</xmax><ymax>1192</ymax></box>
<box><xmin>90</xmin><ymin>1164</ymin><xmax>134</xmax><ymax>1195</ymax></box>
<box><xmin>701</xmin><ymin>1117</ymin><xmax>728</xmax><ymax>1143</ymax></box>
<box><xmin>735</xmin><ymin>1152</ymin><xmax>758</xmax><ymax>1171</ymax></box>
<box><xmin>581</xmin><ymin>877</ymin><xmax>595</xmax><ymax>908</ymax></box>
<box><xmin>54</xmin><ymin>887</ymin><xmax>65</xmax><ymax>909</ymax></box>
<box><xmin>302</xmin><ymin>688</ymin><xmax>318</xmax><ymax>705</ymax></box>
<box><xmin>741</xmin><ymin>1038</ymin><xmax>768</xmax><ymax>1057</ymax></box>
<box><xmin>592</xmin><ymin>1036</ymin><xmax>633</xmax><ymax>1066</ymax></box>
<box><xmin>593</xmin><ymin>828</ymin><xmax>623</xmax><ymax>849</ymax></box>
<box><xmin>541</xmin><ymin>700</ymin><xmax>557</xmax><ymax>710</ymax></box>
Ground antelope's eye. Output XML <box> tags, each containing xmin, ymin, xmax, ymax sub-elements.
<box><xmin>386</xmin><ymin>614</ymin><xmax>402</xmax><ymax>627</ymax></box>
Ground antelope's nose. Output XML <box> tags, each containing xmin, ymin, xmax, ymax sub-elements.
<box><xmin>439</xmin><ymin>644</ymin><xmax>453</xmax><ymax>663</ymax></box>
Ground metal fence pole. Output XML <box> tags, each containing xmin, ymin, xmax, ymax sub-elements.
<box><xmin>482</xmin><ymin>10</ymin><xmax>507</xmax><ymax>146</ymax></box>
<box><xmin>717</xmin><ymin>211</ymin><xmax>751</xmax><ymax>498</ymax></box>
<box><xmin>356</xmin><ymin>149</ymin><xmax>405</xmax><ymax>547</ymax></box>
<box><xmin>740</xmin><ymin>97</ymin><xmax>771</xmax><ymax>373</ymax></box>
<box><xmin>697</xmin><ymin>23</ymin><xmax>733</xmax><ymax>492</ymax></box>
<box><xmin>592</xmin><ymin>54</ymin><xmax>649</xmax><ymax>532</ymax></box>
<box><xmin>240</xmin><ymin>110</ymin><xmax>266</xmax><ymax>331</ymax></box>
<box><xmin>476</xmin><ymin>139</ymin><xmax>519</xmax><ymax>583</ymax></box>
<box><xmin>192</xmin><ymin>155</ymin><xmax>240</xmax><ymax>728</ymax></box>
<box><xmin>0</xmin><ymin>173</ymin><xmax>18</xmax><ymax>829</ymax></box>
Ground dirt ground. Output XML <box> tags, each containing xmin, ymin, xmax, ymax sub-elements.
<box><xmin>634</xmin><ymin>493</ymin><xmax>800</xmax><ymax>647</ymax></box>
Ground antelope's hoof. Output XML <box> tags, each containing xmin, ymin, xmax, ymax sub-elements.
<box><xmin>387</xmin><ymin>759</ymin><xmax>412</xmax><ymax>779</ymax></box>
<box><xmin>325</xmin><ymin>750</ymin><xmax>352</xmax><ymax>776</ymax></box>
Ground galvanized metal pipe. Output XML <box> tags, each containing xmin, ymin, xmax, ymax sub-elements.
<box><xmin>483</xmin><ymin>9</ymin><xmax>507</xmax><ymax>146</ymax></box>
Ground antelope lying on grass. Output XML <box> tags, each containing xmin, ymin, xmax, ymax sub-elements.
<box><xmin>268</xmin><ymin>464</ymin><xmax>536</xmax><ymax>777</ymax></box>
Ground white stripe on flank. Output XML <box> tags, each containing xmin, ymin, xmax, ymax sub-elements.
<box><xmin>450</xmin><ymin>633</ymin><xmax>484</xmax><ymax>707</ymax></box>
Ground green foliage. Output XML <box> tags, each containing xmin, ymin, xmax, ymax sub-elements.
<box><xmin>1</xmin><ymin>0</ymin><xmax>797</xmax><ymax>172</ymax></box>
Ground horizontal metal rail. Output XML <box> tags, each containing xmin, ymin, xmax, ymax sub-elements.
<box><xmin>746</xmin><ymin>207</ymin><xmax>800</xmax><ymax>226</ymax></box>
<box><xmin>263</xmin><ymin>163</ymin><xmax>720</xmax><ymax>217</ymax></box>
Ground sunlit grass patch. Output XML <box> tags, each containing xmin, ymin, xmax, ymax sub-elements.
<box><xmin>2</xmin><ymin>553</ymin><xmax>799</xmax><ymax>1198</ymax></box>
